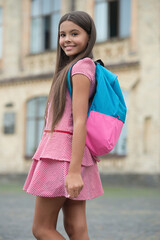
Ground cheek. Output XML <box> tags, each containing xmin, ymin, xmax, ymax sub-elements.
<box><xmin>81</xmin><ymin>35</ymin><xmax>89</xmax><ymax>48</ymax></box>
<box><xmin>81</xmin><ymin>39</ymin><xmax>88</xmax><ymax>50</ymax></box>
<box><xmin>77</xmin><ymin>38</ymin><xmax>88</xmax><ymax>48</ymax></box>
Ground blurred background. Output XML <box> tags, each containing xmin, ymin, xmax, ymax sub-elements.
<box><xmin>0</xmin><ymin>0</ymin><xmax>160</xmax><ymax>186</ymax></box>
<box><xmin>0</xmin><ymin>1</ymin><xmax>160</xmax><ymax>240</ymax></box>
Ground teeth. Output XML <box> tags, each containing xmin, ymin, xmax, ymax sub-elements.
<box><xmin>65</xmin><ymin>46</ymin><xmax>74</xmax><ymax>50</ymax></box>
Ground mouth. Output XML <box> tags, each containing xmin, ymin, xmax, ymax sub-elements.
<box><xmin>64</xmin><ymin>45</ymin><xmax>75</xmax><ymax>51</ymax></box>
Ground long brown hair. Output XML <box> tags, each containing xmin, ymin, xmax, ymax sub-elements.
<box><xmin>46</xmin><ymin>11</ymin><xmax>96</xmax><ymax>131</ymax></box>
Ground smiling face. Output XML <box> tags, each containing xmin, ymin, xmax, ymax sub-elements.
<box><xmin>59</xmin><ymin>20</ymin><xmax>89</xmax><ymax>60</ymax></box>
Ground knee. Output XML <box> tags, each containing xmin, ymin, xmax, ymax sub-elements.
<box><xmin>64</xmin><ymin>219</ymin><xmax>88</xmax><ymax>239</ymax></box>
<box><xmin>32</xmin><ymin>223</ymin><xmax>45</xmax><ymax>240</ymax></box>
<box><xmin>32</xmin><ymin>223</ymin><xmax>40</xmax><ymax>239</ymax></box>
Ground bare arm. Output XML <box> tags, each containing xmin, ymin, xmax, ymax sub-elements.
<box><xmin>65</xmin><ymin>73</ymin><xmax>90</xmax><ymax>198</ymax></box>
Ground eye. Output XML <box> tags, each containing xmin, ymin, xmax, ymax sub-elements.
<box><xmin>60</xmin><ymin>33</ymin><xmax>65</xmax><ymax>37</ymax></box>
<box><xmin>72</xmin><ymin>32</ymin><xmax>78</xmax><ymax>36</ymax></box>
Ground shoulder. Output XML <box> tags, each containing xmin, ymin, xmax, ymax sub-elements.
<box><xmin>72</xmin><ymin>57</ymin><xmax>95</xmax><ymax>70</ymax></box>
<box><xmin>71</xmin><ymin>57</ymin><xmax>96</xmax><ymax>82</ymax></box>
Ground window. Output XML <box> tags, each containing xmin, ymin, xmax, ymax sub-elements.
<box><xmin>25</xmin><ymin>96</ymin><xmax>47</xmax><ymax>158</ymax></box>
<box><xmin>109</xmin><ymin>1</ymin><xmax>118</xmax><ymax>38</ymax></box>
<box><xmin>0</xmin><ymin>7</ymin><xmax>3</xmax><ymax>58</ymax></box>
<box><xmin>30</xmin><ymin>0</ymin><xmax>61</xmax><ymax>53</ymax></box>
<box><xmin>95</xmin><ymin>0</ymin><xmax>131</xmax><ymax>42</ymax></box>
<box><xmin>3</xmin><ymin>112</ymin><xmax>16</xmax><ymax>134</ymax></box>
<box><xmin>110</xmin><ymin>90</ymin><xmax>128</xmax><ymax>156</ymax></box>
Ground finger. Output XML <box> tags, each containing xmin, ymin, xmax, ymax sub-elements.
<box><xmin>77</xmin><ymin>185</ymin><xmax>83</xmax><ymax>195</ymax></box>
<box><xmin>64</xmin><ymin>180</ymin><xmax>68</xmax><ymax>189</ymax></box>
<box><xmin>65</xmin><ymin>185</ymin><xmax>71</xmax><ymax>198</ymax></box>
<box><xmin>68</xmin><ymin>189</ymin><xmax>78</xmax><ymax>199</ymax></box>
<box><xmin>67</xmin><ymin>184</ymin><xmax>83</xmax><ymax>198</ymax></box>
<box><xmin>66</xmin><ymin>187</ymin><xmax>73</xmax><ymax>198</ymax></box>
<box><xmin>73</xmin><ymin>185</ymin><xmax>83</xmax><ymax>197</ymax></box>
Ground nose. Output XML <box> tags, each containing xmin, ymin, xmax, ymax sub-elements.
<box><xmin>64</xmin><ymin>34</ymin><xmax>71</xmax><ymax>42</ymax></box>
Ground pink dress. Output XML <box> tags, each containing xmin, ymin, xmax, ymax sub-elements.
<box><xmin>23</xmin><ymin>58</ymin><xmax>104</xmax><ymax>200</ymax></box>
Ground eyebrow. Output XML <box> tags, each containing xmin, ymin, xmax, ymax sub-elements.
<box><xmin>60</xmin><ymin>29</ymin><xmax>80</xmax><ymax>33</ymax></box>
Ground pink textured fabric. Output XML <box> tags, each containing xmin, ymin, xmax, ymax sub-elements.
<box><xmin>23</xmin><ymin>57</ymin><xmax>104</xmax><ymax>200</ymax></box>
<box><xmin>23</xmin><ymin>159</ymin><xmax>104</xmax><ymax>200</ymax></box>
<box><xmin>32</xmin><ymin>130</ymin><xmax>97</xmax><ymax>167</ymax></box>
<box><xmin>71</xmin><ymin>57</ymin><xmax>96</xmax><ymax>97</ymax></box>
<box><xmin>86</xmin><ymin>111</ymin><xmax>124</xmax><ymax>156</ymax></box>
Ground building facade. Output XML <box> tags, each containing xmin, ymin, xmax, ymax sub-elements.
<box><xmin>0</xmin><ymin>0</ymin><xmax>160</xmax><ymax>175</ymax></box>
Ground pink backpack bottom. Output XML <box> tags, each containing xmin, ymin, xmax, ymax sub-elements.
<box><xmin>86</xmin><ymin>111</ymin><xmax>123</xmax><ymax>156</ymax></box>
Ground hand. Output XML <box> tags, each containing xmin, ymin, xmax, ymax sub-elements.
<box><xmin>65</xmin><ymin>173</ymin><xmax>84</xmax><ymax>199</ymax></box>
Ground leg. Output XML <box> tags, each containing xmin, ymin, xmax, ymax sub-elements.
<box><xmin>32</xmin><ymin>196</ymin><xmax>66</xmax><ymax>240</ymax></box>
<box><xmin>62</xmin><ymin>199</ymin><xmax>89</xmax><ymax>240</ymax></box>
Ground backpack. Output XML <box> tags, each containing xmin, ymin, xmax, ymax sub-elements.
<box><xmin>67</xmin><ymin>59</ymin><xmax>127</xmax><ymax>157</ymax></box>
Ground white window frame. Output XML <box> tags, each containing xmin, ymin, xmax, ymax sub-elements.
<box><xmin>30</xmin><ymin>0</ymin><xmax>61</xmax><ymax>54</ymax></box>
<box><xmin>95</xmin><ymin>0</ymin><xmax>131</xmax><ymax>43</ymax></box>
<box><xmin>25</xmin><ymin>96</ymin><xmax>47</xmax><ymax>158</ymax></box>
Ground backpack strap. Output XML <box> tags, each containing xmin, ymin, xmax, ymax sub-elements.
<box><xmin>94</xmin><ymin>59</ymin><xmax>104</xmax><ymax>67</ymax></box>
<box><xmin>67</xmin><ymin>66</ymin><xmax>73</xmax><ymax>100</ymax></box>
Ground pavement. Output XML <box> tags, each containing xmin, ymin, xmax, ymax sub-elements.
<box><xmin>0</xmin><ymin>176</ymin><xmax>160</xmax><ymax>240</ymax></box>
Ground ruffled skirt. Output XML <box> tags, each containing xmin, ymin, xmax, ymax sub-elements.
<box><xmin>23</xmin><ymin>159</ymin><xmax>104</xmax><ymax>201</ymax></box>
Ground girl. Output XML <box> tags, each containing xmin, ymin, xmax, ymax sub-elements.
<box><xmin>23</xmin><ymin>11</ymin><xmax>104</xmax><ymax>240</ymax></box>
